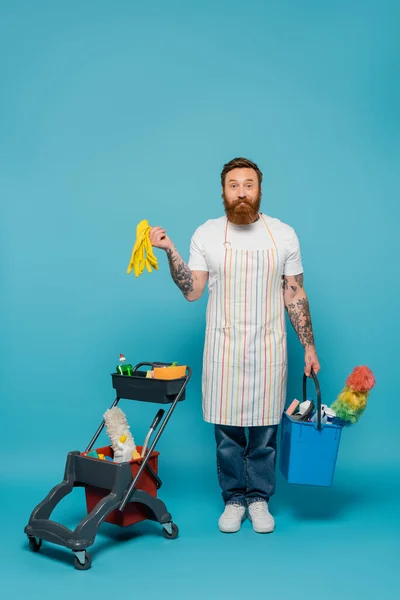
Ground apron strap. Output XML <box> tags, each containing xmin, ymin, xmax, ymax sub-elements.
<box><xmin>223</xmin><ymin>218</ymin><xmax>231</xmax><ymax>249</ymax></box>
<box><xmin>260</xmin><ymin>214</ymin><xmax>278</xmax><ymax>251</ymax></box>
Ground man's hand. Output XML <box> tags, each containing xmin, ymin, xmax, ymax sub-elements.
<box><xmin>149</xmin><ymin>226</ymin><xmax>174</xmax><ymax>251</ymax></box>
<box><xmin>304</xmin><ymin>347</ymin><xmax>320</xmax><ymax>377</ymax></box>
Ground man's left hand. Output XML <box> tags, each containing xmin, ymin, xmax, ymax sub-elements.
<box><xmin>304</xmin><ymin>347</ymin><xmax>320</xmax><ymax>376</ymax></box>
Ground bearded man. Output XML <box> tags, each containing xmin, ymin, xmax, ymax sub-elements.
<box><xmin>150</xmin><ymin>157</ymin><xmax>320</xmax><ymax>534</ymax></box>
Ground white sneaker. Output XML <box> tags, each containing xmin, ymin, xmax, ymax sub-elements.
<box><xmin>218</xmin><ymin>504</ymin><xmax>246</xmax><ymax>533</ymax></box>
<box><xmin>247</xmin><ymin>501</ymin><xmax>275</xmax><ymax>533</ymax></box>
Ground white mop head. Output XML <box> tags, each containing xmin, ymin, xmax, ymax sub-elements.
<box><xmin>103</xmin><ymin>406</ymin><xmax>136</xmax><ymax>453</ymax></box>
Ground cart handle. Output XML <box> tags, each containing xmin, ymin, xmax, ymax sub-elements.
<box><xmin>132</xmin><ymin>362</ymin><xmax>191</xmax><ymax>376</ymax></box>
<box><xmin>303</xmin><ymin>370</ymin><xmax>322</xmax><ymax>430</ymax></box>
<box><xmin>119</xmin><ymin>365</ymin><xmax>192</xmax><ymax>512</ymax></box>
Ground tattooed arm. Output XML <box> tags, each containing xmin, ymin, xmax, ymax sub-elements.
<box><xmin>282</xmin><ymin>273</ymin><xmax>321</xmax><ymax>375</ymax></box>
<box><xmin>149</xmin><ymin>226</ymin><xmax>208</xmax><ymax>301</ymax></box>
<box><xmin>165</xmin><ymin>246</ymin><xmax>208</xmax><ymax>301</ymax></box>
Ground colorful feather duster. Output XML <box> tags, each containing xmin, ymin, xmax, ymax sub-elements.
<box><xmin>331</xmin><ymin>366</ymin><xmax>376</xmax><ymax>425</ymax></box>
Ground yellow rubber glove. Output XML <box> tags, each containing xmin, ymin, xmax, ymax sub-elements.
<box><xmin>145</xmin><ymin>232</ymin><xmax>158</xmax><ymax>271</ymax></box>
<box><xmin>126</xmin><ymin>219</ymin><xmax>159</xmax><ymax>277</ymax></box>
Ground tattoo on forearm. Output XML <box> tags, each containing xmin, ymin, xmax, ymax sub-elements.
<box><xmin>166</xmin><ymin>248</ymin><xmax>194</xmax><ymax>297</ymax></box>
<box><xmin>286</xmin><ymin>297</ymin><xmax>315</xmax><ymax>348</ymax></box>
<box><xmin>282</xmin><ymin>273</ymin><xmax>303</xmax><ymax>293</ymax></box>
<box><xmin>295</xmin><ymin>273</ymin><xmax>304</xmax><ymax>288</ymax></box>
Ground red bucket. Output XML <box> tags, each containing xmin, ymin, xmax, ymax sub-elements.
<box><xmin>83</xmin><ymin>446</ymin><xmax>159</xmax><ymax>527</ymax></box>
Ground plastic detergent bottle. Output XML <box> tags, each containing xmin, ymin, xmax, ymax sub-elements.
<box><xmin>116</xmin><ymin>353</ymin><xmax>133</xmax><ymax>376</ymax></box>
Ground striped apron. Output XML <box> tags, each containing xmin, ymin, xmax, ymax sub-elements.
<box><xmin>202</xmin><ymin>214</ymin><xmax>287</xmax><ymax>427</ymax></box>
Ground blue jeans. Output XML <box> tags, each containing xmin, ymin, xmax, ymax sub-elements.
<box><xmin>215</xmin><ymin>424</ymin><xmax>278</xmax><ymax>506</ymax></box>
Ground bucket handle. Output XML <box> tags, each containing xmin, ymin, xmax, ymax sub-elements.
<box><xmin>303</xmin><ymin>370</ymin><xmax>322</xmax><ymax>430</ymax></box>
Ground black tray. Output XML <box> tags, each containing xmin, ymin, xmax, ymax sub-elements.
<box><xmin>111</xmin><ymin>370</ymin><xmax>187</xmax><ymax>404</ymax></box>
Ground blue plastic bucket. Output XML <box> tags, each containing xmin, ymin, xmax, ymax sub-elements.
<box><xmin>280</xmin><ymin>373</ymin><xmax>342</xmax><ymax>487</ymax></box>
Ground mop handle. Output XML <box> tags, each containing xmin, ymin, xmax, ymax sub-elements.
<box><xmin>141</xmin><ymin>409</ymin><xmax>165</xmax><ymax>457</ymax></box>
<box><xmin>119</xmin><ymin>366</ymin><xmax>192</xmax><ymax>512</ymax></box>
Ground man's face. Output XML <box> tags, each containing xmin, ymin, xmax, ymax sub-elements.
<box><xmin>222</xmin><ymin>168</ymin><xmax>261</xmax><ymax>225</ymax></box>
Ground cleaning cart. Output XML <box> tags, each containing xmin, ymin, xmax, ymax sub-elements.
<box><xmin>24</xmin><ymin>361</ymin><xmax>191</xmax><ymax>570</ymax></box>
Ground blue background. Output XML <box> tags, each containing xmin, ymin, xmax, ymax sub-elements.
<box><xmin>1</xmin><ymin>0</ymin><xmax>398</xmax><ymax>597</ymax></box>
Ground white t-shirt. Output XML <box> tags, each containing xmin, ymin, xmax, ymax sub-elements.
<box><xmin>188</xmin><ymin>214</ymin><xmax>303</xmax><ymax>285</ymax></box>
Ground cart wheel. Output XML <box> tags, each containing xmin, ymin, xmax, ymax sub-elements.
<box><xmin>73</xmin><ymin>552</ymin><xmax>92</xmax><ymax>571</ymax></box>
<box><xmin>163</xmin><ymin>523</ymin><xmax>179</xmax><ymax>539</ymax></box>
<box><xmin>28</xmin><ymin>537</ymin><xmax>42</xmax><ymax>552</ymax></box>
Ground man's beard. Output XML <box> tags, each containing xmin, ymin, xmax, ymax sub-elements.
<box><xmin>222</xmin><ymin>192</ymin><xmax>262</xmax><ymax>225</ymax></box>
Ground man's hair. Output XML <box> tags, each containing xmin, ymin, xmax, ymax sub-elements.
<box><xmin>220</xmin><ymin>157</ymin><xmax>263</xmax><ymax>187</ymax></box>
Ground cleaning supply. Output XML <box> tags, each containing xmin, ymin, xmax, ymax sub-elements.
<box><xmin>280</xmin><ymin>371</ymin><xmax>343</xmax><ymax>487</ymax></box>
<box><xmin>309</xmin><ymin>404</ymin><xmax>336</xmax><ymax>426</ymax></box>
<box><xmin>153</xmin><ymin>363</ymin><xmax>186</xmax><ymax>380</ymax></box>
<box><xmin>331</xmin><ymin>365</ymin><xmax>376</xmax><ymax>425</ymax></box>
<box><xmin>126</xmin><ymin>219</ymin><xmax>158</xmax><ymax>277</ymax></box>
<box><xmin>146</xmin><ymin>362</ymin><xmax>181</xmax><ymax>379</ymax></box>
<box><xmin>116</xmin><ymin>353</ymin><xmax>133</xmax><ymax>376</ymax></box>
<box><xmin>290</xmin><ymin>399</ymin><xmax>315</xmax><ymax>421</ymax></box>
<box><xmin>286</xmin><ymin>399</ymin><xmax>300</xmax><ymax>416</ymax></box>
<box><xmin>114</xmin><ymin>435</ymin><xmax>141</xmax><ymax>462</ymax></box>
<box><xmin>86</xmin><ymin>450</ymin><xmax>99</xmax><ymax>458</ymax></box>
<box><xmin>103</xmin><ymin>406</ymin><xmax>140</xmax><ymax>462</ymax></box>
<box><xmin>311</xmin><ymin>408</ymin><xmax>328</xmax><ymax>426</ymax></box>
<box><xmin>323</xmin><ymin>405</ymin><xmax>336</xmax><ymax>423</ymax></box>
